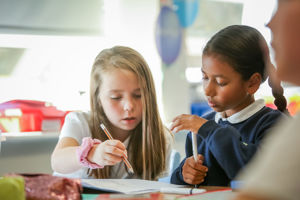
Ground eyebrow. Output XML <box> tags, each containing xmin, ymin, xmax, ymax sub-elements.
<box><xmin>201</xmin><ymin>69</ymin><xmax>228</xmax><ymax>79</ymax></box>
<box><xmin>108</xmin><ymin>88</ymin><xmax>141</xmax><ymax>93</ymax></box>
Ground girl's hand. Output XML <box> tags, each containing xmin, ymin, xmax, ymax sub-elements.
<box><xmin>87</xmin><ymin>140</ymin><xmax>127</xmax><ymax>167</ymax></box>
<box><xmin>170</xmin><ymin>114</ymin><xmax>208</xmax><ymax>133</ymax></box>
<box><xmin>182</xmin><ymin>155</ymin><xmax>208</xmax><ymax>185</ymax></box>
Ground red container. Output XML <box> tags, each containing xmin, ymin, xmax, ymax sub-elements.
<box><xmin>0</xmin><ymin>100</ymin><xmax>68</xmax><ymax>132</ymax></box>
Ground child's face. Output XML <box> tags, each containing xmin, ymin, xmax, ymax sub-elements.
<box><xmin>99</xmin><ymin>68</ymin><xmax>142</xmax><ymax>135</ymax></box>
<box><xmin>202</xmin><ymin>55</ymin><xmax>253</xmax><ymax>117</ymax></box>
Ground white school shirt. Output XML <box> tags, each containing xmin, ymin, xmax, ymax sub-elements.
<box><xmin>214</xmin><ymin>99</ymin><xmax>265</xmax><ymax>123</ymax></box>
<box><xmin>237</xmin><ymin>112</ymin><xmax>300</xmax><ymax>200</ymax></box>
<box><xmin>53</xmin><ymin>112</ymin><xmax>173</xmax><ymax>179</ymax></box>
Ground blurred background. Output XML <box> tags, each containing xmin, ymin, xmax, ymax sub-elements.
<box><xmin>0</xmin><ymin>0</ymin><xmax>299</xmax><ymax>175</ymax></box>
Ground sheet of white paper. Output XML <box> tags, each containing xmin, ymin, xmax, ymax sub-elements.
<box><xmin>82</xmin><ymin>179</ymin><xmax>184</xmax><ymax>194</ymax></box>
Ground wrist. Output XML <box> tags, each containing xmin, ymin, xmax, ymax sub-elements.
<box><xmin>76</xmin><ymin>137</ymin><xmax>103</xmax><ymax>169</ymax></box>
<box><xmin>87</xmin><ymin>144</ymin><xmax>98</xmax><ymax>164</ymax></box>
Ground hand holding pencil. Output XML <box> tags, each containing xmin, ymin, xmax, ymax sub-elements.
<box><xmin>182</xmin><ymin>154</ymin><xmax>208</xmax><ymax>185</ymax></box>
<box><xmin>100</xmin><ymin>123</ymin><xmax>134</xmax><ymax>174</ymax></box>
<box><xmin>86</xmin><ymin>124</ymin><xmax>134</xmax><ymax>174</ymax></box>
<box><xmin>87</xmin><ymin>137</ymin><xmax>128</xmax><ymax>167</ymax></box>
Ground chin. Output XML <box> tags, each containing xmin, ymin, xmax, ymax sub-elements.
<box><xmin>120</xmin><ymin>123</ymin><xmax>139</xmax><ymax>131</ymax></box>
<box><xmin>211</xmin><ymin>107</ymin><xmax>223</xmax><ymax>113</ymax></box>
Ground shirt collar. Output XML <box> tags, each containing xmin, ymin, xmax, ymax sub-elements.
<box><xmin>214</xmin><ymin>99</ymin><xmax>265</xmax><ymax>124</ymax></box>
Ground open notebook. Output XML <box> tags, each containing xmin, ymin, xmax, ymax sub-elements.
<box><xmin>81</xmin><ymin>179</ymin><xmax>206</xmax><ymax>195</ymax></box>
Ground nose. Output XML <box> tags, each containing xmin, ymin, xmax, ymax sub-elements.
<box><xmin>203</xmin><ymin>81</ymin><xmax>215</xmax><ymax>97</ymax></box>
<box><xmin>123</xmin><ymin>97</ymin><xmax>134</xmax><ymax>112</ymax></box>
<box><xmin>266</xmin><ymin>10</ymin><xmax>277</xmax><ymax>31</ymax></box>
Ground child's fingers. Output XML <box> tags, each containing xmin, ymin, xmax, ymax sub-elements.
<box><xmin>197</xmin><ymin>154</ymin><xmax>205</xmax><ymax>161</ymax></box>
<box><xmin>184</xmin><ymin>166</ymin><xmax>207</xmax><ymax>178</ymax></box>
<box><xmin>183</xmin><ymin>160</ymin><xmax>207</xmax><ymax>176</ymax></box>
<box><xmin>102</xmin><ymin>155</ymin><xmax>123</xmax><ymax>166</ymax></box>
<box><xmin>171</xmin><ymin>124</ymin><xmax>184</xmax><ymax>133</ymax></box>
<box><xmin>169</xmin><ymin>120</ymin><xmax>179</xmax><ymax>132</ymax></box>
<box><xmin>194</xmin><ymin>164</ymin><xmax>208</xmax><ymax>173</ymax></box>
<box><xmin>104</xmin><ymin>145</ymin><xmax>126</xmax><ymax>158</ymax></box>
<box><xmin>186</xmin><ymin>157</ymin><xmax>208</xmax><ymax>173</ymax></box>
<box><xmin>105</xmin><ymin>140</ymin><xmax>127</xmax><ymax>157</ymax></box>
<box><xmin>186</xmin><ymin>156</ymin><xmax>201</xmax><ymax>166</ymax></box>
<box><xmin>170</xmin><ymin>115</ymin><xmax>186</xmax><ymax>131</ymax></box>
<box><xmin>106</xmin><ymin>140</ymin><xmax>126</xmax><ymax>150</ymax></box>
<box><xmin>183</xmin><ymin>172</ymin><xmax>206</xmax><ymax>185</ymax></box>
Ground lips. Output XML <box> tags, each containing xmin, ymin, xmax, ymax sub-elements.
<box><xmin>123</xmin><ymin>117</ymin><xmax>135</xmax><ymax>120</ymax></box>
<box><xmin>122</xmin><ymin>117</ymin><xmax>136</xmax><ymax>124</ymax></box>
<box><xmin>207</xmin><ymin>99</ymin><xmax>217</xmax><ymax>107</ymax></box>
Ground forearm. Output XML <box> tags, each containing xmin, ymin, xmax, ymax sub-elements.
<box><xmin>51</xmin><ymin>146</ymin><xmax>82</xmax><ymax>174</ymax></box>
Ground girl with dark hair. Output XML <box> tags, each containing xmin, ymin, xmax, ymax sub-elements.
<box><xmin>170</xmin><ymin>25</ymin><xmax>287</xmax><ymax>186</ymax></box>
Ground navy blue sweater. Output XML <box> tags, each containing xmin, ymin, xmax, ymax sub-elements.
<box><xmin>171</xmin><ymin>106</ymin><xmax>284</xmax><ymax>186</ymax></box>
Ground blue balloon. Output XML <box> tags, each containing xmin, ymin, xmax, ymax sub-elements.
<box><xmin>173</xmin><ymin>0</ymin><xmax>199</xmax><ymax>28</ymax></box>
<box><xmin>155</xmin><ymin>6</ymin><xmax>182</xmax><ymax>65</ymax></box>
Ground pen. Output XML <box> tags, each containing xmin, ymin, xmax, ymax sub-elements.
<box><xmin>100</xmin><ymin>123</ymin><xmax>134</xmax><ymax>174</ymax></box>
<box><xmin>191</xmin><ymin>132</ymin><xmax>198</xmax><ymax>188</ymax></box>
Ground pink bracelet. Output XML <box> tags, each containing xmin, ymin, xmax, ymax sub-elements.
<box><xmin>76</xmin><ymin>137</ymin><xmax>104</xmax><ymax>169</ymax></box>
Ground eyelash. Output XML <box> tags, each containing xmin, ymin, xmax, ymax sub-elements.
<box><xmin>110</xmin><ymin>94</ymin><xmax>141</xmax><ymax>100</ymax></box>
<box><xmin>111</xmin><ymin>97</ymin><xmax>121</xmax><ymax>100</ymax></box>
<box><xmin>202</xmin><ymin>77</ymin><xmax>227</xmax><ymax>87</ymax></box>
<box><xmin>217</xmin><ymin>82</ymin><xmax>227</xmax><ymax>87</ymax></box>
<box><xmin>133</xmin><ymin>94</ymin><xmax>141</xmax><ymax>98</ymax></box>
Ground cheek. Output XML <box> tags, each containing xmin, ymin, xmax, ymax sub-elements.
<box><xmin>276</xmin><ymin>13</ymin><xmax>300</xmax><ymax>69</ymax></box>
<box><xmin>219</xmin><ymin>91</ymin><xmax>236</xmax><ymax>104</ymax></box>
<box><xmin>218</xmin><ymin>86</ymin><xmax>246</xmax><ymax>104</ymax></box>
<box><xmin>135</xmin><ymin>100</ymin><xmax>143</xmax><ymax>117</ymax></box>
<box><xmin>101</xmin><ymin>100</ymin><xmax>120</xmax><ymax>117</ymax></box>
<box><xmin>276</xmin><ymin>33</ymin><xmax>300</xmax><ymax>80</ymax></box>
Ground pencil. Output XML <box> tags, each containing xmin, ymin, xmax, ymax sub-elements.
<box><xmin>100</xmin><ymin>123</ymin><xmax>134</xmax><ymax>174</ymax></box>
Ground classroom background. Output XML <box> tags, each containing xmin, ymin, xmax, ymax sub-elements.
<box><xmin>0</xmin><ymin>0</ymin><xmax>299</xmax><ymax>176</ymax></box>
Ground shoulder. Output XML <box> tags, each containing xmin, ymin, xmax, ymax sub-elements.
<box><xmin>245</xmin><ymin>107</ymin><xmax>287</xmax><ymax>134</ymax></box>
<box><xmin>60</xmin><ymin>111</ymin><xmax>91</xmax><ymax>142</ymax></box>
<box><xmin>253</xmin><ymin>106</ymin><xmax>286</xmax><ymax>122</ymax></box>
<box><xmin>65</xmin><ymin>111</ymin><xmax>90</xmax><ymax>123</ymax></box>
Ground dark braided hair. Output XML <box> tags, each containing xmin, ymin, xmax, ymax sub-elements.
<box><xmin>203</xmin><ymin>25</ymin><xmax>287</xmax><ymax>112</ymax></box>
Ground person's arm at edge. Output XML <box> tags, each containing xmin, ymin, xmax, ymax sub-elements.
<box><xmin>233</xmin><ymin>193</ymin><xmax>273</xmax><ymax>200</ymax></box>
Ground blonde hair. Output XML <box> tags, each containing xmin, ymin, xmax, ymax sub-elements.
<box><xmin>88</xmin><ymin>46</ymin><xmax>168</xmax><ymax>180</ymax></box>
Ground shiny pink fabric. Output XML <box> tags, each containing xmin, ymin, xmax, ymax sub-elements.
<box><xmin>7</xmin><ymin>174</ymin><xmax>82</xmax><ymax>200</ymax></box>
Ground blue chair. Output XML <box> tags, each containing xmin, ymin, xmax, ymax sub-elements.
<box><xmin>191</xmin><ymin>102</ymin><xmax>212</xmax><ymax>116</ymax></box>
<box><xmin>158</xmin><ymin>149</ymin><xmax>181</xmax><ymax>183</ymax></box>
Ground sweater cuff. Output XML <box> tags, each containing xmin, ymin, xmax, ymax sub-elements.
<box><xmin>197</xmin><ymin>120</ymin><xmax>219</xmax><ymax>139</ymax></box>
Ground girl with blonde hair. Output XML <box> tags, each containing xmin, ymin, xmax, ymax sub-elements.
<box><xmin>51</xmin><ymin>46</ymin><xmax>173</xmax><ymax>180</ymax></box>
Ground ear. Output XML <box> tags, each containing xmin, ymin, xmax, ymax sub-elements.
<box><xmin>247</xmin><ymin>73</ymin><xmax>262</xmax><ymax>95</ymax></box>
